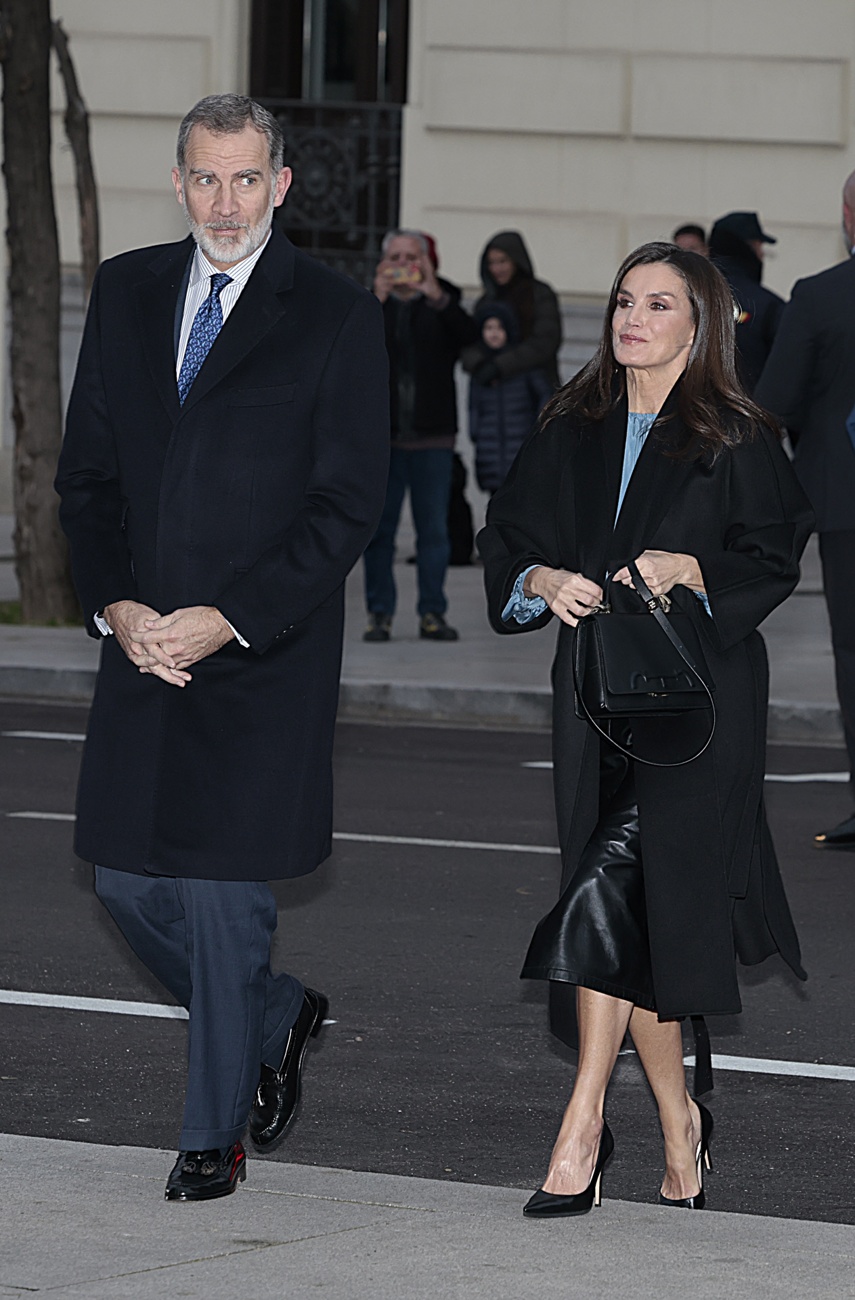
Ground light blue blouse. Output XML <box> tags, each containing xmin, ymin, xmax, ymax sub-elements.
<box><xmin>501</xmin><ymin>412</ymin><xmax>711</xmax><ymax>622</ymax></box>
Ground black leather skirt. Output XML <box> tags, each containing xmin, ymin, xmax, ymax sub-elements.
<box><xmin>521</xmin><ymin>731</ymin><xmax>656</xmax><ymax>1010</ymax></box>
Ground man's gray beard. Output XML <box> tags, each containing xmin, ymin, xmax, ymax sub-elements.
<box><xmin>184</xmin><ymin>189</ymin><xmax>276</xmax><ymax>264</ymax></box>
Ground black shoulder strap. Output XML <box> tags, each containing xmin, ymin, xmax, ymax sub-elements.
<box><xmin>627</xmin><ymin>561</ymin><xmax>704</xmax><ymax>679</ymax></box>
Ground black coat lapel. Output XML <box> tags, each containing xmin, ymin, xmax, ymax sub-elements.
<box><xmin>179</xmin><ymin>228</ymin><xmax>296</xmax><ymax>413</ymax></box>
<box><xmin>564</xmin><ymin>395</ymin><xmax>626</xmax><ymax>583</ymax></box>
<box><xmin>133</xmin><ymin>237</ymin><xmax>194</xmax><ymax>423</ymax></box>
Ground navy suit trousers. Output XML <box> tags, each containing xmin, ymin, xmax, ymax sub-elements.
<box><xmin>95</xmin><ymin>867</ymin><xmax>304</xmax><ymax>1150</ymax></box>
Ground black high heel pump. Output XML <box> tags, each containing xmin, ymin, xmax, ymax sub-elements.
<box><xmin>659</xmin><ymin>1100</ymin><xmax>713</xmax><ymax>1209</ymax></box>
<box><xmin>524</xmin><ymin>1121</ymin><xmax>614</xmax><ymax>1218</ymax></box>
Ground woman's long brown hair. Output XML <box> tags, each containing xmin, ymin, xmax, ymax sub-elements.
<box><xmin>541</xmin><ymin>241</ymin><xmax>780</xmax><ymax>459</ymax></box>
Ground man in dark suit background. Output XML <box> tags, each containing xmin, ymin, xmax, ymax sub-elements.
<box><xmin>56</xmin><ymin>95</ymin><xmax>389</xmax><ymax>1199</ymax></box>
<box><xmin>709</xmin><ymin>211</ymin><xmax>784</xmax><ymax>393</ymax></box>
<box><xmin>756</xmin><ymin>172</ymin><xmax>855</xmax><ymax>848</ymax></box>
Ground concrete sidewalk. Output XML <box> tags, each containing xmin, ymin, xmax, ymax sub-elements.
<box><xmin>3</xmin><ymin>1133</ymin><xmax>854</xmax><ymax>1299</ymax></box>
<box><xmin>0</xmin><ymin>532</ymin><xmax>841</xmax><ymax>744</ymax></box>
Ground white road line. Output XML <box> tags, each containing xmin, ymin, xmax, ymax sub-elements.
<box><xmin>333</xmin><ymin>831</ymin><xmax>559</xmax><ymax>855</ymax></box>
<box><xmin>4</xmin><ymin>813</ymin><xmax>561</xmax><ymax>855</ymax></box>
<box><xmin>0</xmin><ymin>987</ymin><xmax>850</xmax><ymax>1081</ymax></box>
<box><xmin>764</xmin><ymin>772</ymin><xmax>849</xmax><ymax>784</ymax></box>
<box><xmin>2</xmin><ymin>730</ymin><xmax>86</xmax><ymax>742</ymax></box>
<box><xmin>0</xmin><ymin>989</ymin><xmax>188</xmax><ymax>1019</ymax></box>
<box><xmin>522</xmin><ymin>761</ymin><xmax>851</xmax><ymax>784</ymax></box>
<box><xmin>8</xmin><ymin>811</ymin><xmax>75</xmax><ymax>822</ymax></box>
<box><xmin>684</xmin><ymin>1053</ymin><xmax>855</xmax><ymax>1083</ymax></box>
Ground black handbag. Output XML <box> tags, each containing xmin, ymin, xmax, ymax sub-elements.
<box><xmin>572</xmin><ymin>561</ymin><xmax>716</xmax><ymax>768</ymax></box>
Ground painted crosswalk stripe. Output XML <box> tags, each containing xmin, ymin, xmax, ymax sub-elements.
<box><xmin>522</xmin><ymin>761</ymin><xmax>850</xmax><ymax>783</ymax></box>
<box><xmin>683</xmin><ymin>1053</ymin><xmax>855</xmax><ymax>1083</ymax></box>
<box><xmin>764</xmin><ymin>772</ymin><xmax>849</xmax><ymax>784</ymax></box>
<box><xmin>0</xmin><ymin>987</ymin><xmax>848</xmax><ymax>1080</ymax></box>
<box><xmin>2</xmin><ymin>730</ymin><xmax>86</xmax><ymax>742</ymax></box>
<box><xmin>0</xmin><ymin>988</ymin><xmax>338</xmax><ymax>1027</ymax></box>
<box><xmin>332</xmin><ymin>831</ymin><xmax>559</xmax><ymax>855</ymax></box>
<box><xmin>0</xmin><ymin>989</ymin><xmax>189</xmax><ymax>1019</ymax></box>
<box><xmin>4</xmin><ymin>813</ymin><xmax>561</xmax><ymax>855</ymax></box>
<box><xmin>8</xmin><ymin>811</ymin><xmax>75</xmax><ymax>822</ymax></box>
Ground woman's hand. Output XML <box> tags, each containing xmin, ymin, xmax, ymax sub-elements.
<box><xmin>612</xmin><ymin>550</ymin><xmax>705</xmax><ymax>598</ymax></box>
<box><xmin>525</xmin><ymin>566</ymin><xmax>604</xmax><ymax>626</ymax></box>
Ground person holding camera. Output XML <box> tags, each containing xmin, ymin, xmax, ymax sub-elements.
<box><xmin>363</xmin><ymin>230</ymin><xmax>477</xmax><ymax>642</ymax></box>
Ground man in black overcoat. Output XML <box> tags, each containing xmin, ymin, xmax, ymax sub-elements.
<box><xmin>756</xmin><ymin>173</ymin><xmax>855</xmax><ymax>848</ymax></box>
<box><xmin>708</xmin><ymin>211</ymin><xmax>784</xmax><ymax>393</ymax></box>
<box><xmin>55</xmin><ymin>95</ymin><xmax>389</xmax><ymax>1200</ymax></box>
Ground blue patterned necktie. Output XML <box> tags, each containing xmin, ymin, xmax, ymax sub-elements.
<box><xmin>177</xmin><ymin>272</ymin><xmax>232</xmax><ymax>404</ymax></box>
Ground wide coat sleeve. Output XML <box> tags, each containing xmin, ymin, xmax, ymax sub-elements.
<box><xmin>56</xmin><ymin>266</ymin><xmax>139</xmax><ymax>634</ymax></box>
<box><xmin>477</xmin><ymin>416</ymin><xmax>576</xmax><ymax>634</ymax></box>
<box><xmin>692</xmin><ymin>427</ymin><xmax>815</xmax><ymax>651</ymax></box>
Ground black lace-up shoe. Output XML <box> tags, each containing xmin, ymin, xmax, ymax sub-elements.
<box><xmin>164</xmin><ymin>1143</ymin><xmax>246</xmax><ymax>1201</ymax></box>
<box><xmin>363</xmin><ymin>613</ymin><xmax>392</xmax><ymax>642</ymax></box>
<box><xmin>249</xmin><ymin>988</ymin><xmax>329</xmax><ymax>1152</ymax></box>
<box><xmin>419</xmin><ymin>612</ymin><xmax>459</xmax><ymax>641</ymax></box>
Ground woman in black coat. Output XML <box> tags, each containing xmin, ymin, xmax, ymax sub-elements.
<box><xmin>478</xmin><ymin>242</ymin><xmax>813</xmax><ymax>1217</ymax></box>
<box><xmin>463</xmin><ymin>231</ymin><xmax>562</xmax><ymax>388</ymax></box>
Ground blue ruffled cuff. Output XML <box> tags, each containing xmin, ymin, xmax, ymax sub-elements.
<box><xmin>502</xmin><ymin>566</ymin><xmax>548</xmax><ymax>624</ymax></box>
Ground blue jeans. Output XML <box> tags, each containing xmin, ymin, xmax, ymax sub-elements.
<box><xmin>95</xmin><ymin>867</ymin><xmax>304</xmax><ymax>1150</ymax></box>
<box><xmin>363</xmin><ymin>447</ymin><xmax>453</xmax><ymax>617</ymax></box>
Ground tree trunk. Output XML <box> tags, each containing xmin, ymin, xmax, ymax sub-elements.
<box><xmin>51</xmin><ymin>19</ymin><xmax>99</xmax><ymax>299</ymax></box>
<box><xmin>0</xmin><ymin>0</ymin><xmax>79</xmax><ymax>622</ymax></box>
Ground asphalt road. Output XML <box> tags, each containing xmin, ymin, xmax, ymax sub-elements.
<box><xmin>0</xmin><ymin>700</ymin><xmax>853</xmax><ymax>1224</ymax></box>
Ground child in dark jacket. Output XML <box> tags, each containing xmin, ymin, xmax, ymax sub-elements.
<box><xmin>468</xmin><ymin>301</ymin><xmax>553</xmax><ymax>494</ymax></box>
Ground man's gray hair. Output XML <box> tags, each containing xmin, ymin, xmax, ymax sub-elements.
<box><xmin>176</xmin><ymin>95</ymin><xmax>285</xmax><ymax>173</ymax></box>
<box><xmin>381</xmin><ymin>229</ymin><xmax>429</xmax><ymax>256</ymax></box>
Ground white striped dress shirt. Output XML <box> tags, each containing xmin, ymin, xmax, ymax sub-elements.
<box><xmin>175</xmin><ymin>233</ymin><xmax>270</xmax><ymax>376</ymax></box>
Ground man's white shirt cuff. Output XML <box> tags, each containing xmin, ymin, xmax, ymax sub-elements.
<box><xmin>224</xmin><ymin>618</ymin><xmax>249</xmax><ymax>648</ymax></box>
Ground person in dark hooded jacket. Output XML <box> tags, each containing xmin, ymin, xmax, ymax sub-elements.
<box><xmin>468</xmin><ymin>301</ymin><xmax>553</xmax><ymax>494</ymax></box>
<box><xmin>463</xmin><ymin>231</ymin><xmax>562</xmax><ymax>389</ymax></box>
<box><xmin>708</xmin><ymin>212</ymin><xmax>784</xmax><ymax>393</ymax></box>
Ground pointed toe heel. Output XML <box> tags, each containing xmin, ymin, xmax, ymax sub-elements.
<box><xmin>659</xmin><ymin>1101</ymin><xmax>713</xmax><ymax>1210</ymax></box>
<box><xmin>523</xmin><ymin>1122</ymin><xmax>614</xmax><ymax>1218</ymax></box>
<box><xmin>659</xmin><ymin>1187</ymin><xmax>706</xmax><ymax>1210</ymax></box>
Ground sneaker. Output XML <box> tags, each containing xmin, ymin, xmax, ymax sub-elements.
<box><xmin>363</xmin><ymin>613</ymin><xmax>392</xmax><ymax>642</ymax></box>
<box><xmin>419</xmin><ymin>612</ymin><xmax>459</xmax><ymax>641</ymax></box>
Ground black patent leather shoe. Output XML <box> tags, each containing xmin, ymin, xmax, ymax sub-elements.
<box><xmin>249</xmin><ymin>987</ymin><xmax>328</xmax><ymax>1152</ymax></box>
<box><xmin>659</xmin><ymin>1100</ymin><xmax>713</xmax><ymax>1209</ymax></box>
<box><xmin>814</xmin><ymin>812</ymin><xmax>855</xmax><ymax>849</ymax></box>
<box><xmin>524</xmin><ymin>1122</ymin><xmax>614</xmax><ymax>1218</ymax></box>
<box><xmin>164</xmin><ymin>1143</ymin><xmax>246</xmax><ymax>1201</ymax></box>
<box><xmin>660</xmin><ymin>1187</ymin><xmax>706</xmax><ymax>1209</ymax></box>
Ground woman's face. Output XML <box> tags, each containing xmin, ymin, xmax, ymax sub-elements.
<box><xmin>487</xmin><ymin>248</ymin><xmax>516</xmax><ymax>286</ymax></box>
<box><xmin>611</xmin><ymin>263</ymin><xmax>696</xmax><ymax>378</ymax></box>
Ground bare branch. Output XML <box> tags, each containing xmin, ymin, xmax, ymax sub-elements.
<box><xmin>51</xmin><ymin>18</ymin><xmax>100</xmax><ymax>298</ymax></box>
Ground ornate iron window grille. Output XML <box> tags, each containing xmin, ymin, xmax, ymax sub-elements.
<box><xmin>262</xmin><ymin>98</ymin><xmax>402</xmax><ymax>287</ymax></box>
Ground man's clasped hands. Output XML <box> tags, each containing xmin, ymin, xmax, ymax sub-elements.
<box><xmin>103</xmin><ymin>601</ymin><xmax>235</xmax><ymax>687</ymax></box>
